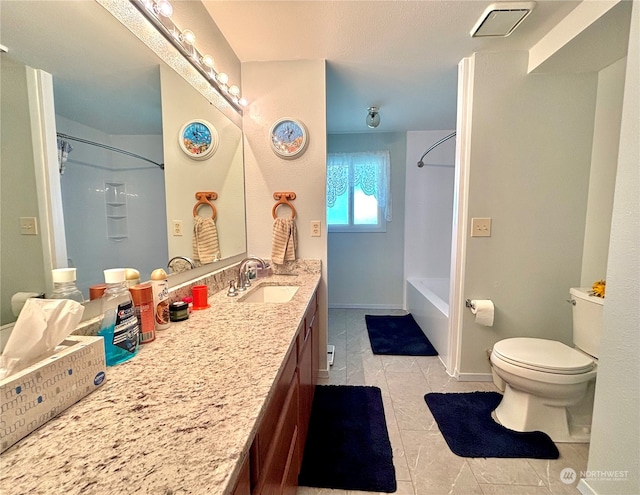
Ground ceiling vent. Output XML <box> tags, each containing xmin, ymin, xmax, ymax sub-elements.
<box><xmin>471</xmin><ymin>2</ymin><xmax>536</xmax><ymax>37</ymax></box>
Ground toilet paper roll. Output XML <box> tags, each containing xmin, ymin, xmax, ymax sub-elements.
<box><xmin>11</xmin><ymin>292</ymin><xmax>42</xmax><ymax>317</ymax></box>
<box><xmin>470</xmin><ymin>299</ymin><xmax>494</xmax><ymax>327</ymax></box>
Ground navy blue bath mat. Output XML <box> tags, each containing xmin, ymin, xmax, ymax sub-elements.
<box><xmin>365</xmin><ymin>313</ymin><xmax>438</xmax><ymax>356</ymax></box>
<box><xmin>298</xmin><ymin>385</ymin><xmax>397</xmax><ymax>492</ymax></box>
<box><xmin>424</xmin><ymin>391</ymin><xmax>559</xmax><ymax>459</ymax></box>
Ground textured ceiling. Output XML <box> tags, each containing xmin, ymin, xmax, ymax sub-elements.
<box><xmin>202</xmin><ymin>0</ymin><xmax>582</xmax><ymax>133</ymax></box>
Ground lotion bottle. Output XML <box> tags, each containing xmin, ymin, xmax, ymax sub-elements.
<box><xmin>151</xmin><ymin>268</ymin><xmax>170</xmax><ymax>331</ymax></box>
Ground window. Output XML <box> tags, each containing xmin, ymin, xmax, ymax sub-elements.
<box><xmin>326</xmin><ymin>151</ymin><xmax>392</xmax><ymax>232</ymax></box>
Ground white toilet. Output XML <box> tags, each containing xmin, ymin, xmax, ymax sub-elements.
<box><xmin>490</xmin><ymin>287</ymin><xmax>603</xmax><ymax>443</ymax></box>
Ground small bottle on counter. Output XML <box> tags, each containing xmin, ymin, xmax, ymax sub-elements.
<box><xmin>125</xmin><ymin>268</ymin><xmax>141</xmax><ymax>288</ymax></box>
<box><xmin>98</xmin><ymin>268</ymin><xmax>140</xmax><ymax>366</ymax></box>
<box><xmin>89</xmin><ymin>283</ymin><xmax>108</xmax><ymax>300</ymax></box>
<box><xmin>169</xmin><ymin>301</ymin><xmax>189</xmax><ymax>322</ymax></box>
<box><xmin>150</xmin><ymin>268</ymin><xmax>170</xmax><ymax>331</ymax></box>
<box><xmin>130</xmin><ymin>283</ymin><xmax>155</xmax><ymax>344</ymax></box>
<box><xmin>50</xmin><ymin>268</ymin><xmax>84</xmax><ymax>303</ymax></box>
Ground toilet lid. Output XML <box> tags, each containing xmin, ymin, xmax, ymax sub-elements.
<box><xmin>493</xmin><ymin>338</ymin><xmax>595</xmax><ymax>374</ymax></box>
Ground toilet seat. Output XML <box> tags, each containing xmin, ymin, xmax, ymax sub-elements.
<box><xmin>492</xmin><ymin>338</ymin><xmax>594</xmax><ymax>375</ymax></box>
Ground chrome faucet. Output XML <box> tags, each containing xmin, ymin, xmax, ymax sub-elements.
<box><xmin>167</xmin><ymin>256</ymin><xmax>196</xmax><ymax>272</ymax></box>
<box><xmin>236</xmin><ymin>256</ymin><xmax>267</xmax><ymax>291</ymax></box>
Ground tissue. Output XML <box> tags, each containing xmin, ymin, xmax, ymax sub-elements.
<box><xmin>0</xmin><ymin>298</ymin><xmax>84</xmax><ymax>379</ymax></box>
<box><xmin>470</xmin><ymin>299</ymin><xmax>494</xmax><ymax>327</ymax></box>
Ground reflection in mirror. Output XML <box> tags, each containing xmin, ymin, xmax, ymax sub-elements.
<box><xmin>0</xmin><ymin>1</ymin><xmax>246</xmax><ymax>326</ymax></box>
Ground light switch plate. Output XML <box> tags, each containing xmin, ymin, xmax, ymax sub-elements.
<box><xmin>20</xmin><ymin>217</ymin><xmax>38</xmax><ymax>235</ymax></box>
<box><xmin>471</xmin><ymin>217</ymin><xmax>491</xmax><ymax>237</ymax></box>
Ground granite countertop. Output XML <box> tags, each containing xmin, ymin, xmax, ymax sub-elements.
<box><xmin>0</xmin><ymin>269</ymin><xmax>321</xmax><ymax>495</ymax></box>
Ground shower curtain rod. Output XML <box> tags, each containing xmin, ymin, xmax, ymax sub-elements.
<box><xmin>417</xmin><ymin>131</ymin><xmax>456</xmax><ymax>168</ymax></box>
<box><xmin>56</xmin><ymin>132</ymin><xmax>164</xmax><ymax>170</ymax></box>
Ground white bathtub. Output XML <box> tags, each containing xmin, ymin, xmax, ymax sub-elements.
<box><xmin>406</xmin><ymin>277</ymin><xmax>450</xmax><ymax>360</ymax></box>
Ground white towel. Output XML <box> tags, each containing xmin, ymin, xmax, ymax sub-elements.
<box><xmin>272</xmin><ymin>218</ymin><xmax>297</xmax><ymax>264</ymax></box>
<box><xmin>193</xmin><ymin>216</ymin><xmax>221</xmax><ymax>264</ymax></box>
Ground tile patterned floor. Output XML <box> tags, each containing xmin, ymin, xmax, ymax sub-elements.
<box><xmin>298</xmin><ymin>308</ymin><xmax>589</xmax><ymax>495</ymax></box>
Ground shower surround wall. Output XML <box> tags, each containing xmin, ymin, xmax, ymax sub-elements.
<box><xmin>56</xmin><ymin>116</ymin><xmax>167</xmax><ymax>296</ymax></box>
<box><xmin>404</xmin><ymin>130</ymin><xmax>456</xmax><ymax>358</ymax></box>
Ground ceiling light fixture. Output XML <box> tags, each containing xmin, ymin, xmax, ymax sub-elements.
<box><xmin>132</xmin><ymin>0</ymin><xmax>246</xmax><ymax>111</ymax></box>
<box><xmin>366</xmin><ymin>107</ymin><xmax>380</xmax><ymax>128</ymax></box>
<box><xmin>470</xmin><ymin>2</ymin><xmax>536</xmax><ymax>38</ymax></box>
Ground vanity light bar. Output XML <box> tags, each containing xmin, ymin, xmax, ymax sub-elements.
<box><xmin>130</xmin><ymin>0</ymin><xmax>247</xmax><ymax>111</ymax></box>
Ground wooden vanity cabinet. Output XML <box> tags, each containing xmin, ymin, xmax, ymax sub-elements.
<box><xmin>249</xmin><ymin>289</ymin><xmax>319</xmax><ymax>495</ymax></box>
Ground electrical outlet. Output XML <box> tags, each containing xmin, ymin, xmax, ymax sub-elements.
<box><xmin>471</xmin><ymin>217</ymin><xmax>491</xmax><ymax>237</ymax></box>
<box><xmin>20</xmin><ymin>217</ymin><xmax>38</xmax><ymax>235</ymax></box>
<box><xmin>172</xmin><ymin>220</ymin><xmax>183</xmax><ymax>236</ymax></box>
<box><xmin>311</xmin><ymin>220</ymin><xmax>321</xmax><ymax>237</ymax></box>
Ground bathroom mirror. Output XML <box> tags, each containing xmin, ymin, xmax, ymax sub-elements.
<box><xmin>0</xmin><ymin>1</ymin><xmax>246</xmax><ymax>325</ymax></box>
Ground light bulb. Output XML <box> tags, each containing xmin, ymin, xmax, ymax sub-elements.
<box><xmin>201</xmin><ymin>54</ymin><xmax>215</xmax><ymax>69</ymax></box>
<box><xmin>239</xmin><ymin>98</ymin><xmax>248</xmax><ymax>107</ymax></box>
<box><xmin>154</xmin><ymin>0</ymin><xmax>173</xmax><ymax>17</ymax></box>
<box><xmin>181</xmin><ymin>29</ymin><xmax>196</xmax><ymax>45</ymax></box>
<box><xmin>366</xmin><ymin>107</ymin><xmax>380</xmax><ymax>128</ymax></box>
<box><xmin>228</xmin><ymin>85</ymin><xmax>240</xmax><ymax>97</ymax></box>
<box><xmin>216</xmin><ymin>72</ymin><xmax>229</xmax><ymax>85</ymax></box>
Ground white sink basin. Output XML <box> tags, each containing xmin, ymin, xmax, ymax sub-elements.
<box><xmin>241</xmin><ymin>285</ymin><xmax>299</xmax><ymax>303</ymax></box>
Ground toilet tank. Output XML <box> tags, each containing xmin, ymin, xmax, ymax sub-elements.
<box><xmin>570</xmin><ymin>287</ymin><xmax>604</xmax><ymax>358</ymax></box>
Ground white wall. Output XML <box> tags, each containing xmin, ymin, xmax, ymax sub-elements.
<box><xmin>404</xmin><ymin>130</ymin><xmax>456</xmax><ymax>283</ymax></box>
<box><xmin>580</xmin><ymin>4</ymin><xmax>639</xmax><ymax>493</ymax></box>
<box><xmin>459</xmin><ymin>50</ymin><xmax>598</xmax><ymax>374</ymax></box>
<box><xmin>242</xmin><ymin>59</ymin><xmax>328</xmax><ymax>372</ymax></box>
<box><xmin>580</xmin><ymin>56</ymin><xmax>626</xmax><ymax>286</ymax></box>
<box><xmin>0</xmin><ymin>62</ymin><xmax>45</xmax><ymax>325</ymax></box>
<box><xmin>56</xmin><ymin>116</ymin><xmax>167</xmax><ymax>294</ymax></box>
<box><xmin>327</xmin><ymin>132</ymin><xmax>406</xmax><ymax>309</ymax></box>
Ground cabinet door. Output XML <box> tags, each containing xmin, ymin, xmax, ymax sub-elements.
<box><xmin>311</xmin><ymin>308</ymin><xmax>319</xmax><ymax>387</ymax></box>
<box><xmin>233</xmin><ymin>455</ymin><xmax>251</xmax><ymax>495</ymax></box>
<box><xmin>297</xmin><ymin>325</ymin><xmax>313</xmax><ymax>458</ymax></box>
<box><xmin>259</xmin><ymin>371</ymin><xmax>299</xmax><ymax>495</ymax></box>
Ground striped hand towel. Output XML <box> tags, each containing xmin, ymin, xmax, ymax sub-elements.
<box><xmin>193</xmin><ymin>216</ymin><xmax>221</xmax><ymax>264</ymax></box>
<box><xmin>272</xmin><ymin>218</ymin><xmax>297</xmax><ymax>264</ymax></box>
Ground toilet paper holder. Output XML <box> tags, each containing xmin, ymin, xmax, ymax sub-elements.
<box><xmin>465</xmin><ymin>299</ymin><xmax>475</xmax><ymax>310</ymax></box>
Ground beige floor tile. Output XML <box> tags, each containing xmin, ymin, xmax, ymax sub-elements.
<box><xmin>392</xmin><ymin>480</ymin><xmax>416</xmax><ymax>495</ymax></box>
<box><xmin>479</xmin><ymin>485</ymin><xmax>553</xmax><ymax>495</ymax></box>
<box><xmin>386</xmin><ymin>371</ymin><xmax>437</xmax><ymax>431</ymax></box>
<box><xmin>401</xmin><ymin>429</ymin><xmax>484</xmax><ymax>495</ymax></box>
<box><xmin>381</xmin><ymin>355</ymin><xmax>422</xmax><ymax>373</ymax></box>
<box><xmin>297</xmin><ymin>487</ymin><xmax>347</xmax><ymax>495</ymax></box>
<box><xmin>527</xmin><ymin>443</ymin><xmax>589</xmax><ymax>494</ymax></box>
<box><xmin>381</xmin><ymin>395</ymin><xmax>412</xmax><ymax>482</ymax></box>
<box><xmin>468</xmin><ymin>457</ymin><xmax>546</xmax><ymax>485</ymax></box>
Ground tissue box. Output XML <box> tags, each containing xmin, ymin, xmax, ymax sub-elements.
<box><xmin>0</xmin><ymin>336</ymin><xmax>106</xmax><ymax>453</ymax></box>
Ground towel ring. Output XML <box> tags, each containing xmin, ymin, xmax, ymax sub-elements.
<box><xmin>272</xmin><ymin>191</ymin><xmax>296</xmax><ymax>219</ymax></box>
<box><xmin>193</xmin><ymin>191</ymin><xmax>218</xmax><ymax>220</ymax></box>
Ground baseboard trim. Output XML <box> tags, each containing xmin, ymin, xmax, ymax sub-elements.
<box><xmin>455</xmin><ymin>372</ymin><xmax>494</xmax><ymax>382</ymax></box>
<box><xmin>577</xmin><ymin>479</ymin><xmax>598</xmax><ymax>495</ymax></box>
<box><xmin>328</xmin><ymin>303</ymin><xmax>403</xmax><ymax>310</ymax></box>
